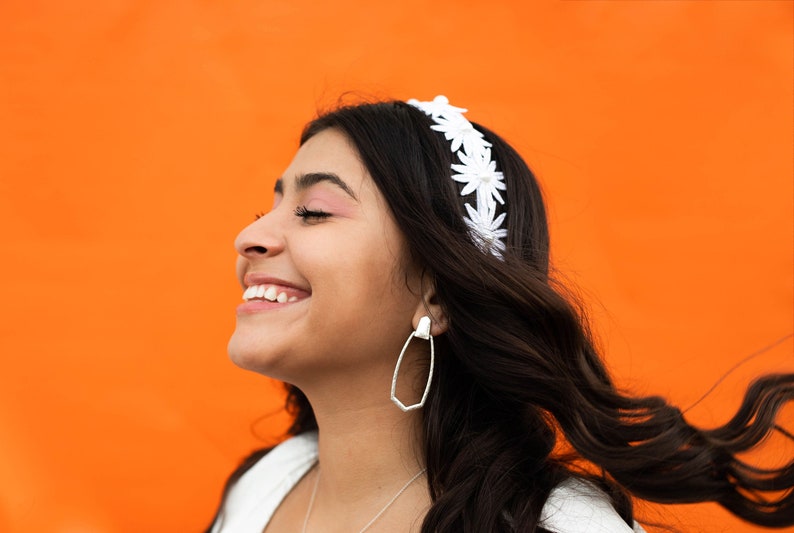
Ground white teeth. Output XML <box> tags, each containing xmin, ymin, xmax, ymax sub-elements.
<box><xmin>264</xmin><ymin>286</ymin><xmax>278</xmax><ymax>301</ymax></box>
<box><xmin>244</xmin><ymin>284</ymin><xmax>304</xmax><ymax>303</ymax></box>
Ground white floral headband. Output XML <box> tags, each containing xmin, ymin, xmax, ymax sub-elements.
<box><xmin>407</xmin><ymin>95</ymin><xmax>508</xmax><ymax>257</ymax></box>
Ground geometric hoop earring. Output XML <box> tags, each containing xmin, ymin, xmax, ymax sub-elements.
<box><xmin>390</xmin><ymin>316</ymin><xmax>435</xmax><ymax>412</ymax></box>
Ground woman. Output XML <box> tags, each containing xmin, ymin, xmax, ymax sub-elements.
<box><xmin>208</xmin><ymin>96</ymin><xmax>793</xmax><ymax>532</ymax></box>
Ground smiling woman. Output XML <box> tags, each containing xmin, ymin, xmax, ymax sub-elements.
<box><xmin>207</xmin><ymin>97</ymin><xmax>794</xmax><ymax>533</ymax></box>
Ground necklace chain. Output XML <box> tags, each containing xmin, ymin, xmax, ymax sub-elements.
<box><xmin>301</xmin><ymin>465</ymin><xmax>427</xmax><ymax>533</ymax></box>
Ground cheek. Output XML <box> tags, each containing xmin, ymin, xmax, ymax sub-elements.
<box><xmin>300</xmin><ymin>232</ymin><xmax>414</xmax><ymax>330</ymax></box>
<box><xmin>348</xmin><ymin>251</ymin><xmax>417</xmax><ymax>337</ymax></box>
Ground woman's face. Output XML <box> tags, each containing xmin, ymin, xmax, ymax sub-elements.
<box><xmin>228</xmin><ymin>128</ymin><xmax>425</xmax><ymax>386</ymax></box>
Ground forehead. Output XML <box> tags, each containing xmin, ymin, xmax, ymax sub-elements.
<box><xmin>281</xmin><ymin>129</ymin><xmax>369</xmax><ymax>192</ymax></box>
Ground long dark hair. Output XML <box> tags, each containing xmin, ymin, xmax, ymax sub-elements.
<box><xmin>209</xmin><ymin>99</ymin><xmax>794</xmax><ymax>531</ymax></box>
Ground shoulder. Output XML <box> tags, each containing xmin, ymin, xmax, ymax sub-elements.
<box><xmin>539</xmin><ymin>478</ymin><xmax>646</xmax><ymax>533</ymax></box>
<box><xmin>211</xmin><ymin>431</ymin><xmax>318</xmax><ymax>533</ymax></box>
<box><xmin>229</xmin><ymin>431</ymin><xmax>318</xmax><ymax>494</ymax></box>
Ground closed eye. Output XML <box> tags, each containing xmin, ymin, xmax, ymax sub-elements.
<box><xmin>294</xmin><ymin>205</ymin><xmax>331</xmax><ymax>221</ymax></box>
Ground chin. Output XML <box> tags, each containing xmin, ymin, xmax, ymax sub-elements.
<box><xmin>226</xmin><ymin>331</ymin><xmax>299</xmax><ymax>383</ymax></box>
<box><xmin>228</xmin><ymin>332</ymin><xmax>272</xmax><ymax>374</ymax></box>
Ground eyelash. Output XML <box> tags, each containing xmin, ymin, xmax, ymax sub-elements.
<box><xmin>253</xmin><ymin>207</ymin><xmax>332</xmax><ymax>221</ymax></box>
<box><xmin>294</xmin><ymin>205</ymin><xmax>331</xmax><ymax>220</ymax></box>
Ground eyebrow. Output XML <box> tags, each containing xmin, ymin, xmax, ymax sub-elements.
<box><xmin>274</xmin><ymin>172</ymin><xmax>358</xmax><ymax>201</ymax></box>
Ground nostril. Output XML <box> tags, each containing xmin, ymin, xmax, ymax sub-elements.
<box><xmin>246</xmin><ymin>245</ymin><xmax>268</xmax><ymax>255</ymax></box>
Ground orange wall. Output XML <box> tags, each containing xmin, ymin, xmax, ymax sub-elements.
<box><xmin>0</xmin><ymin>1</ymin><xmax>791</xmax><ymax>531</ymax></box>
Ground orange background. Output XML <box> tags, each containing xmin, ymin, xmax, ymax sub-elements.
<box><xmin>1</xmin><ymin>1</ymin><xmax>792</xmax><ymax>531</ymax></box>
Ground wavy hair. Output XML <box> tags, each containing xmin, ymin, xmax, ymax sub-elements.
<box><xmin>208</xmin><ymin>100</ymin><xmax>793</xmax><ymax>532</ymax></box>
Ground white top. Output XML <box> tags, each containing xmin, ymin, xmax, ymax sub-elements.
<box><xmin>211</xmin><ymin>431</ymin><xmax>645</xmax><ymax>533</ymax></box>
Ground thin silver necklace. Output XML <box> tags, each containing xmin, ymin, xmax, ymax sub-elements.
<box><xmin>300</xmin><ymin>465</ymin><xmax>427</xmax><ymax>533</ymax></box>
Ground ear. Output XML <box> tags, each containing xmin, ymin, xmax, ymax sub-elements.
<box><xmin>412</xmin><ymin>275</ymin><xmax>449</xmax><ymax>336</ymax></box>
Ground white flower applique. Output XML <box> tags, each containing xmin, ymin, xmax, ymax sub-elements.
<box><xmin>407</xmin><ymin>95</ymin><xmax>467</xmax><ymax>119</ymax></box>
<box><xmin>464</xmin><ymin>203</ymin><xmax>508</xmax><ymax>257</ymax></box>
<box><xmin>451</xmin><ymin>147</ymin><xmax>506</xmax><ymax>212</ymax></box>
<box><xmin>430</xmin><ymin>113</ymin><xmax>491</xmax><ymax>155</ymax></box>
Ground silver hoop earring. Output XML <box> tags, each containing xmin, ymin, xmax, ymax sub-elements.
<box><xmin>390</xmin><ymin>316</ymin><xmax>435</xmax><ymax>412</ymax></box>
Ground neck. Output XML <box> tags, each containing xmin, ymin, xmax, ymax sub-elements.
<box><xmin>295</xmin><ymin>368</ymin><xmax>429</xmax><ymax>529</ymax></box>
<box><xmin>310</xmin><ymin>381</ymin><xmax>425</xmax><ymax>501</ymax></box>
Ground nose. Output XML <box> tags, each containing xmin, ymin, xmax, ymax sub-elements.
<box><xmin>234</xmin><ymin>213</ymin><xmax>285</xmax><ymax>261</ymax></box>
